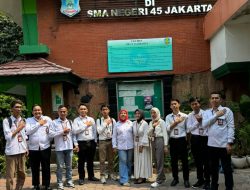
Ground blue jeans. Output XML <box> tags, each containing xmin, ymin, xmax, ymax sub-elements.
<box><xmin>118</xmin><ymin>149</ymin><xmax>133</xmax><ymax>184</ymax></box>
<box><xmin>56</xmin><ymin>149</ymin><xmax>73</xmax><ymax>184</ymax></box>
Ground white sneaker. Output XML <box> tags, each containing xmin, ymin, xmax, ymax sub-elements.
<box><xmin>101</xmin><ymin>176</ymin><xmax>107</xmax><ymax>184</ymax></box>
<box><xmin>123</xmin><ymin>182</ymin><xmax>130</xmax><ymax>187</ymax></box>
<box><xmin>151</xmin><ymin>181</ymin><xmax>160</xmax><ymax>188</ymax></box>
<box><xmin>66</xmin><ymin>181</ymin><xmax>75</xmax><ymax>188</ymax></box>
<box><xmin>130</xmin><ymin>175</ymin><xmax>135</xmax><ymax>180</ymax></box>
<box><xmin>110</xmin><ymin>174</ymin><xmax>117</xmax><ymax>181</ymax></box>
<box><xmin>57</xmin><ymin>183</ymin><xmax>64</xmax><ymax>190</ymax></box>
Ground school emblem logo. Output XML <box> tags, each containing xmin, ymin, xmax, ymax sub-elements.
<box><xmin>60</xmin><ymin>0</ymin><xmax>81</xmax><ymax>17</ymax></box>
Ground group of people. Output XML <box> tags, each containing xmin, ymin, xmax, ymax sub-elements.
<box><xmin>2</xmin><ymin>91</ymin><xmax>235</xmax><ymax>190</ymax></box>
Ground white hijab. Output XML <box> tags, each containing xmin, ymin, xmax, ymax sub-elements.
<box><xmin>151</xmin><ymin>107</ymin><xmax>161</xmax><ymax>121</ymax></box>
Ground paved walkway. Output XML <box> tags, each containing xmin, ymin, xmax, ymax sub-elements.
<box><xmin>1</xmin><ymin>168</ymin><xmax>250</xmax><ymax>190</ymax></box>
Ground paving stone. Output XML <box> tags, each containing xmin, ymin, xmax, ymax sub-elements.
<box><xmin>1</xmin><ymin>169</ymin><xmax>250</xmax><ymax>189</ymax></box>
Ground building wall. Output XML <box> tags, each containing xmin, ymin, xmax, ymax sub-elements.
<box><xmin>37</xmin><ymin>0</ymin><xmax>211</xmax><ymax>79</ymax></box>
<box><xmin>225</xmin><ymin>23</ymin><xmax>250</xmax><ymax>63</ymax></box>
<box><xmin>0</xmin><ymin>0</ymin><xmax>22</xmax><ymax>26</ymax></box>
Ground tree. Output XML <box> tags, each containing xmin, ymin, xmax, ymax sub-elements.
<box><xmin>0</xmin><ymin>12</ymin><xmax>23</xmax><ymax>64</ymax></box>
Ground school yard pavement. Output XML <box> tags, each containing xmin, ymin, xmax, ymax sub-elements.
<box><xmin>0</xmin><ymin>168</ymin><xmax>250</xmax><ymax>190</ymax></box>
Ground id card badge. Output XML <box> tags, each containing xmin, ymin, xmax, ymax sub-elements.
<box><xmin>107</xmin><ymin>132</ymin><xmax>111</xmax><ymax>138</ymax></box>
<box><xmin>199</xmin><ymin>128</ymin><xmax>204</xmax><ymax>135</ymax></box>
<box><xmin>174</xmin><ymin>129</ymin><xmax>179</xmax><ymax>135</ymax></box>
<box><xmin>17</xmin><ymin>134</ymin><xmax>22</xmax><ymax>142</ymax></box>
<box><xmin>63</xmin><ymin>135</ymin><xmax>67</xmax><ymax>141</ymax></box>
<box><xmin>85</xmin><ymin>130</ymin><xmax>89</xmax><ymax>135</ymax></box>
<box><xmin>217</xmin><ymin>119</ymin><xmax>224</xmax><ymax>126</ymax></box>
<box><xmin>135</xmin><ymin>136</ymin><xmax>139</xmax><ymax>142</ymax></box>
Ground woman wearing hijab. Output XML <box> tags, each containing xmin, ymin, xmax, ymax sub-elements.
<box><xmin>148</xmin><ymin>107</ymin><xmax>169</xmax><ymax>188</ymax></box>
<box><xmin>133</xmin><ymin>109</ymin><xmax>152</xmax><ymax>184</ymax></box>
<box><xmin>112</xmin><ymin>109</ymin><xmax>133</xmax><ymax>187</ymax></box>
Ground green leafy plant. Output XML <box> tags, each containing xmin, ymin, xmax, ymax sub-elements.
<box><xmin>0</xmin><ymin>12</ymin><xmax>23</xmax><ymax>64</ymax></box>
<box><xmin>232</xmin><ymin>95</ymin><xmax>250</xmax><ymax>157</ymax></box>
<box><xmin>0</xmin><ymin>155</ymin><xmax>6</xmax><ymax>175</ymax></box>
<box><xmin>72</xmin><ymin>153</ymin><xmax>78</xmax><ymax>169</ymax></box>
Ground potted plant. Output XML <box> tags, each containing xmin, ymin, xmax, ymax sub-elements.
<box><xmin>231</xmin><ymin>95</ymin><xmax>250</xmax><ymax>168</ymax></box>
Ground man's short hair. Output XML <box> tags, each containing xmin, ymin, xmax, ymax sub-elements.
<box><xmin>189</xmin><ymin>97</ymin><xmax>201</xmax><ymax>104</ymax></box>
<box><xmin>10</xmin><ymin>99</ymin><xmax>23</xmax><ymax>108</ymax></box>
<box><xmin>100</xmin><ymin>104</ymin><xmax>110</xmax><ymax>110</ymax></box>
<box><xmin>58</xmin><ymin>105</ymin><xmax>68</xmax><ymax>110</ymax></box>
<box><xmin>210</xmin><ymin>91</ymin><xmax>222</xmax><ymax>97</ymax></box>
<box><xmin>78</xmin><ymin>103</ymin><xmax>88</xmax><ymax>109</ymax></box>
<box><xmin>170</xmin><ymin>98</ymin><xmax>180</xmax><ymax>104</ymax></box>
<box><xmin>32</xmin><ymin>104</ymin><xmax>41</xmax><ymax>110</ymax></box>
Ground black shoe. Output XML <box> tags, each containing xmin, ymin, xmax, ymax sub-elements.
<box><xmin>192</xmin><ymin>180</ymin><xmax>204</xmax><ymax>188</ymax></box>
<box><xmin>33</xmin><ymin>186</ymin><xmax>40</xmax><ymax>190</ymax></box>
<box><xmin>170</xmin><ymin>179</ymin><xmax>179</xmax><ymax>186</ymax></box>
<box><xmin>202</xmin><ymin>182</ymin><xmax>211</xmax><ymax>190</ymax></box>
<box><xmin>45</xmin><ymin>186</ymin><xmax>51</xmax><ymax>190</ymax></box>
<box><xmin>88</xmin><ymin>177</ymin><xmax>99</xmax><ymax>181</ymax></box>
<box><xmin>79</xmin><ymin>179</ymin><xmax>84</xmax><ymax>185</ymax></box>
<box><xmin>184</xmin><ymin>180</ymin><xmax>190</xmax><ymax>188</ymax></box>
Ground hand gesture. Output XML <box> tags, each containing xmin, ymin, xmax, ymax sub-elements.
<box><xmin>63</xmin><ymin>128</ymin><xmax>70</xmax><ymax>134</ymax></box>
<box><xmin>216</xmin><ymin>109</ymin><xmax>226</xmax><ymax>117</ymax></box>
<box><xmin>105</xmin><ymin>119</ymin><xmax>111</xmax><ymax>125</ymax></box>
<box><xmin>175</xmin><ymin>115</ymin><xmax>185</xmax><ymax>124</ymax></box>
<box><xmin>152</xmin><ymin>121</ymin><xmax>159</xmax><ymax>128</ymax></box>
<box><xmin>85</xmin><ymin>121</ymin><xmax>92</xmax><ymax>127</ymax></box>
<box><xmin>39</xmin><ymin>119</ymin><xmax>47</xmax><ymax>126</ymax></box>
<box><xmin>17</xmin><ymin>120</ymin><xmax>26</xmax><ymax>131</ymax></box>
<box><xmin>195</xmin><ymin>114</ymin><xmax>202</xmax><ymax>123</ymax></box>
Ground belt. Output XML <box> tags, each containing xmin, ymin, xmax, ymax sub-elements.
<box><xmin>99</xmin><ymin>139</ymin><xmax>112</xmax><ymax>142</ymax></box>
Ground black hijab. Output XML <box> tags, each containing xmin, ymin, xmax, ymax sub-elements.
<box><xmin>134</xmin><ymin>109</ymin><xmax>145</xmax><ymax>123</ymax></box>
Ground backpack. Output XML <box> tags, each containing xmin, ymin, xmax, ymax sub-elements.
<box><xmin>0</xmin><ymin>117</ymin><xmax>13</xmax><ymax>154</ymax></box>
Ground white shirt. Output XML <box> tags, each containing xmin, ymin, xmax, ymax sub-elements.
<box><xmin>112</xmin><ymin>120</ymin><xmax>134</xmax><ymax>150</ymax></box>
<box><xmin>133</xmin><ymin>120</ymin><xmax>150</xmax><ymax>147</ymax></box>
<box><xmin>72</xmin><ymin>116</ymin><xmax>97</xmax><ymax>142</ymax></box>
<box><xmin>49</xmin><ymin>118</ymin><xmax>77</xmax><ymax>151</ymax></box>
<box><xmin>148</xmin><ymin>119</ymin><xmax>169</xmax><ymax>146</ymax></box>
<box><xmin>166</xmin><ymin>112</ymin><xmax>188</xmax><ymax>138</ymax></box>
<box><xmin>186</xmin><ymin>109</ymin><xmax>208</xmax><ymax>136</ymax></box>
<box><xmin>202</xmin><ymin>105</ymin><xmax>235</xmax><ymax>148</ymax></box>
<box><xmin>96</xmin><ymin>117</ymin><xmax>116</xmax><ymax>140</ymax></box>
<box><xmin>3</xmin><ymin>116</ymin><xmax>28</xmax><ymax>155</ymax></box>
<box><xmin>26</xmin><ymin>115</ymin><xmax>52</xmax><ymax>150</ymax></box>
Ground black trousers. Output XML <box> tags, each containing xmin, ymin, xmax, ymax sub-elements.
<box><xmin>77</xmin><ymin>140</ymin><xmax>96</xmax><ymax>180</ymax></box>
<box><xmin>29</xmin><ymin>147</ymin><xmax>51</xmax><ymax>186</ymax></box>
<box><xmin>169</xmin><ymin>137</ymin><xmax>189</xmax><ymax>180</ymax></box>
<box><xmin>191</xmin><ymin>135</ymin><xmax>210</xmax><ymax>182</ymax></box>
<box><xmin>208</xmin><ymin>146</ymin><xmax>234</xmax><ymax>190</ymax></box>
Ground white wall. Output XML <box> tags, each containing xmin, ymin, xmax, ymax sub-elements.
<box><xmin>210</xmin><ymin>27</ymin><xmax>227</xmax><ymax>71</ymax></box>
<box><xmin>210</xmin><ymin>22</ymin><xmax>250</xmax><ymax>71</ymax></box>
<box><xmin>225</xmin><ymin>23</ymin><xmax>250</xmax><ymax>63</ymax></box>
<box><xmin>0</xmin><ymin>0</ymin><xmax>22</xmax><ymax>26</ymax></box>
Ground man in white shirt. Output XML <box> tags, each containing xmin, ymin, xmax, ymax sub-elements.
<box><xmin>96</xmin><ymin>104</ymin><xmax>116</xmax><ymax>184</ymax></box>
<box><xmin>49</xmin><ymin>105</ymin><xmax>77</xmax><ymax>189</ymax></box>
<box><xmin>72</xmin><ymin>103</ymin><xmax>98</xmax><ymax>185</ymax></box>
<box><xmin>186</xmin><ymin>97</ymin><xmax>210</xmax><ymax>189</ymax></box>
<box><xmin>202</xmin><ymin>92</ymin><xmax>234</xmax><ymax>190</ymax></box>
<box><xmin>166</xmin><ymin>99</ymin><xmax>190</xmax><ymax>188</ymax></box>
<box><xmin>26</xmin><ymin>105</ymin><xmax>53</xmax><ymax>190</ymax></box>
<box><xmin>3</xmin><ymin>99</ymin><xmax>28</xmax><ymax>190</ymax></box>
